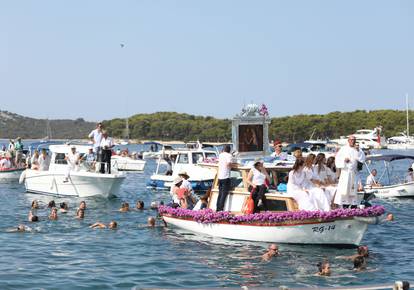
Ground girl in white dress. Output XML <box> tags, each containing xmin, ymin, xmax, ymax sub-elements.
<box><xmin>287</xmin><ymin>159</ymin><xmax>317</xmax><ymax>211</ymax></box>
<box><xmin>312</xmin><ymin>153</ymin><xmax>335</xmax><ymax>207</ymax></box>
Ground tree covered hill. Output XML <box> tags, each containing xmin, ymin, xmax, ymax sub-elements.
<box><xmin>0</xmin><ymin>109</ymin><xmax>409</xmax><ymax>142</ymax></box>
<box><xmin>103</xmin><ymin>109</ymin><xmax>409</xmax><ymax>143</ymax></box>
<box><xmin>0</xmin><ymin>111</ymin><xmax>95</xmax><ymax>139</ymax></box>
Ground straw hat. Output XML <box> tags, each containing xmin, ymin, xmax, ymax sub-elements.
<box><xmin>173</xmin><ymin>177</ymin><xmax>183</xmax><ymax>185</ymax></box>
<box><xmin>178</xmin><ymin>171</ymin><xmax>190</xmax><ymax>179</ymax></box>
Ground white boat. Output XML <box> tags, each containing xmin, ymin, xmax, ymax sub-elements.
<box><xmin>160</xmin><ymin>163</ymin><xmax>383</xmax><ymax>246</ymax></box>
<box><xmin>332</xmin><ymin>128</ymin><xmax>385</xmax><ymax>149</ymax></box>
<box><xmin>387</xmin><ymin>95</ymin><xmax>414</xmax><ymax>150</ymax></box>
<box><xmin>0</xmin><ymin>168</ymin><xmax>25</xmax><ymax>181</ymax></box>
<box><xmin>147</xmin><ymin>148</ymin><xmax>218</xmax><ymax>191</ymax></box>
<box><xmin>112</xmin><ymin>155</ymin><xmax>146</xmax><ymax>171</ymax></box>
<box><xmin>364</xmin><ymin>154</ymin><xmax>414</xmax><ymax>198</ymax></box>
<box><xmin>20</xmin><ymin>144</ymin><xmax>126</xmax><ymax>198</ymax></box>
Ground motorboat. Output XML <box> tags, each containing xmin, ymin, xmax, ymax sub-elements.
<box><xmin>364</xmin><ymin>154</ymin><xmax>414</xmax><ymax>198</ymax></box>
<box><xmin>160</xmin><ymin>163</ymin><xmax>384</xmax><ymax>245</ymax></box>
<box><xmin>147</xmin><ymin>148</ymin><xmax>218</xmax><ymax>191</ymax></box>
<box><xmin>387</xmin><ymin>95</ymin><xmax>414</xmax><ymax>150</ymax></box>
<box><xmin>285</xmin><ymin>142</ymin><xmax>337</xmax><ymax>158</ymax></box>
<box><xmin>112</xmin><ymin>155</ymin><xmax>146</xmax><ymax>171</ymax></box>
<box><xmin>387</xmin><ymin>133</ymin><xmax>414</xmax><ymax>150</ymax></box>
<box><xmin>332</xmin><ymin>128</ymin><xmax>385</xmax><ymax>149</ymax></box>
<box><xmin>20</xmin><ymin>144</ymin><xmax>126</xmax><ymax>198</ymax></box>
<box><xmin>0</xmin><ymin>168</ymin><xmax>25</xmax><ymax>182</ymax></box>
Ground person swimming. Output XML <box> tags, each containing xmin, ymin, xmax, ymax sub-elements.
<box><xmin>60</xmin><ymin>202</ymin><xmax>69</xmax><ymax>213</ymax></box>
<box><xmin>49</xmin><ymin>207</ymin><xmax>58</xmax><ymax>220</ymax></box>
<box><xmin>119</xmin><ymin>202</ymin><xmax>130</xmax><ymax>212</ymax></box>
<box><xmin>353</xmin><ymin>256</ymin><xmax>366</xmax><ymax>271</ymax></box>
<box><xmin>262</xmin><ymin>244</ymin><xmax>280</xmax><ymax>261</ymax></box>
<box><xmin>316</xmin><ymin>260</ymin><xmax>331</xmax><ymax>276</ymax></box>
<box><xmin>76</xmin><ymin>209</ymin><xmax>85</xmax><ymax>219</ymax></box>
<box><xmin>135</xmin><ymin>200</ymin><xmax>145</xmax><ymax>210</ymax></box>
<box><xmin>79</xmin><ymin>201</ymin><xmax>87</xmax><ymax>210</ymax></box>
<box><xmin>147</xmin><ymin>217</ymin><xmax>156</xmax><ymax>227</ymax></box>
<box><xmin>90</xmin><ymin>221</ymin><xmax>117</xmax><ymax>229</ymax></box>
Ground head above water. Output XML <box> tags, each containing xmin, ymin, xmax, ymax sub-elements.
<box><xmin>136</xmin><ymin>200</ymin><xmax>145</xmax><ymax>209</ymax></box>
<box><xmin>79</xmin><ymin>201</ymin><xmax>86</xmax><ymax>210</ymax></box>
<box><xmin>147</xmin><ymin>217</ymin><xmax>156</xmax><ymax>227</ymax></box>
<box><xmin>48</xmin><ymin>200</ymin><xmax>56</xmax><ymax>208</ymax></box>
<box><xmin>357</xmin><ymin>245</ymin><xmax>369</xmax><ymax>257</ymax></box>
<box><xmin>109</xmin><ymin>221</ymin><xmax>117</xmax><ymax>229</ymax></box>
<box><xmin>317</xmin><ymin>260</ymin><xmax>331</xmax><ymax>276</ymax></box>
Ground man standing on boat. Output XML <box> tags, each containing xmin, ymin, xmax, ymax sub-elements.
<box><xmin>88</xmin><ymin>122</ymin><xmax>103</xmax><ymax>165</ymax></box>
<box><xmin>334</xmin><ymin>136</ymin><xmax>365</xmax><ymax>207</ymax></box>
<box><xmin>100</xmin><ymin>131</ymin><xmax>114</xmax><ymax>174</ymax></box>
<box><xmin>216</xmin><ymin>145</ymin><xmax>234</xmax><ymax>211</ymax></box>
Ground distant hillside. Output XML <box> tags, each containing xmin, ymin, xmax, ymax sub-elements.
<box><xmin>103</xmin><ymin>110</ymin><xmax>411</xmax><ymax>143</ymax></box>
<box><xmin>1</xmin><ymin>109</ymin><xmax>410</xmax><ymax>142</ymax></box>
<box><xmin>0</xmin><ymin>111</ymin><xmax>95</xmax><ymax>139</ymax></box>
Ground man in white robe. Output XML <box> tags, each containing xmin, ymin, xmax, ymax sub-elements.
<box><xmin>334</xmin><ymin>136</ymin><xmax>365</xmax><ymax>207</ymax></box>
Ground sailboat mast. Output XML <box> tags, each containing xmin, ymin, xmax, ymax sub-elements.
<box><xmin>125</xmin><ymin>117</ymin><xmax>130</xmax><ymax>140</ymax></box>
<box><xmin>406</xmin><ymin>93</ymin><xmax>410</xmax><ymax>137</ymax></box>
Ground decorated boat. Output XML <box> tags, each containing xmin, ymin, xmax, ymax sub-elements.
<box><xmin>160</xmin><ymin>163</ymin><xmax>384</xmax><ymax>245</ymax></box>
<box><xmin>159</xmin><ymin>103</ymin><xmax>385</xmax><ymax>246</ymax></box>
<box><xmin>20</xmin><ymin>144</ymin><xmax>126</xmax><ymax>198</ymax></box>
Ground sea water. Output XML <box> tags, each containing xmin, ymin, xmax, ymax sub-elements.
<box><xmin>0</xmin><ymin>149</ymin><xmax>413</xmax><ymax>289</ymax></box>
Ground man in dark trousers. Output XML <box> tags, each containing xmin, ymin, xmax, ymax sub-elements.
<box><xmin>99</xmin><ymin>131</ymin><xmax>114</xmax><ymax>174</ymax></box>
<box><xmin>216</xmin><ymin>145</ymin><xmax>234</xmax><ymax>211</ymax></box>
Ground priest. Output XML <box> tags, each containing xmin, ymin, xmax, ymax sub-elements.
<box><xmin>334</xmin><ymin>136</ymin><xmax>365</xmax><ymax>207</ymax></box>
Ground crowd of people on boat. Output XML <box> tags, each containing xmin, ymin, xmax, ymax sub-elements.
<box><xmin>0</xmin><ymin>137</ymin><xmax>25</xmax><ymax>169</ymax></box>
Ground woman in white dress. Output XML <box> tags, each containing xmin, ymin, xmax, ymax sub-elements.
<box><xmin>287</xmin><ymin>159</ymin><xmax>317</xmax><ymax>211</ymax></box>
<box><xmin>312</xmin><ymin>153</ymin><xmax>336</xmax><ymax>207</ymax></box>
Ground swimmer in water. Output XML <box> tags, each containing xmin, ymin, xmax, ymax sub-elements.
<box><xmin>79</xmin><ymin>200</ymin><xmax>87</xmax><ymax>210</ymax></box>
<box><xmin>337</xmin><ymin>245</ymin><xmax>369</xmax><ymax>261</ymax></box>
<box><xmin>49</xmin><ymin>207</ymin><xmax>58</xmax><ymax>220</ymax></box>
<box><xmin>76</xmin><ymin>209</ymin><xmax>85</xmax><ymax>219</ymax></box>
<box><xmin>31</xmin><ymin>200</ymin><xmax>39</xmax><ymax>209</ymax></box>
<box><xmin>60</xmin><ymin>202</ymin><xmax>69</xmax><ymax>213</ymax></box>
<box><xmin>136</xmin><ymin>200</ymin><xmax>144</xmax><ymax>210</ymax></box>
<box><xmin>262</xmin><ymin>244</ymin><xmax>280</xmax><ymax>261</ymax></box>
<box><xmin>28</xmin><ymin>210</ymin><xmax>39</xmax><ymax>222</ymax></box>
<box><xmin>119</xmin><ymin>202</ymin><xmax>130</xmax><ymax>212</ymax></box>
<box><xmin>90</xmin><ymin>221</ymin><xmax>117</xmax><ymax>229</ymax></box>
<box><xmin>353</xmin><ymin>256</ymin><xmax>366</xmax><ymax>271</ymax></box>
<box><xmin>48</xmin><ymin>200</ymin><xmax>56</xmax><ymax>208</ymax></box>
<box><xmin>147</xmin><ymin>217</ymin><xmax>156</xmax><ymax>227</ymax></box>
<box><xmin>316</xmin><ymin>260</ymin><xmax>331</xmax><ymax>276</ymax></box>
<box><xmin>6</xmin><ymin>224</ymin><xmax>32</xmax><ymax>232</ymax></box>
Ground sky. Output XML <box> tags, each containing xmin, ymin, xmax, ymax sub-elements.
<box><xmin>1</xmin><ymin>1</ymin><xmax>414</xmax><ymax>121</ymax></box>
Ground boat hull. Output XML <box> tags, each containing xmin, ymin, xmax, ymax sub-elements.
<box><xmin>0</xmin><ymin>168</ymin><xmax>25</xmax><ymax>181</ymax></box>
<box><xmin>22</xmin><ymin>170</ymin><xmax>125</xmax><ymax>198</ymax></box>
<box><xmin>162</xmin><ymin>216</ymin><xmax>369</xmax><ymax>246</ymax></box>
<box><xmin>367</xmin><ymin>182</ymin><xmax>414</xmax><ymax>198</ymax></box>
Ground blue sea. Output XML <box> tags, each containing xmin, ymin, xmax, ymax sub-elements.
<box><xmin>0</xmin><ymin>146</ymin><xmax>413</xmax><ymax>289</ymax></box>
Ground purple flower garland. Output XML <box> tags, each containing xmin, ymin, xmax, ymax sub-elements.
<box><xmin>158</xmin><ymin>205</ymin><xmax>385</xmax><ymax>225</ymax></box>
